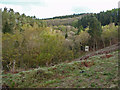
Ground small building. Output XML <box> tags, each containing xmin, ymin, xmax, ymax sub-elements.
<box><xmin>85</xmin><ymin>46</ymin><xmax>89</xmax><ymax>52</ymax></box>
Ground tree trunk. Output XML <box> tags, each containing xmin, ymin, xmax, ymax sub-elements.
<box><xmin>94</xmin><ymin>39</ymin><xmax>96</xmax><ymax>51</ymax></box>
<box><xmin>12</xmin><ymin>60</ymin><xmax>15</xmax><ymax>73</ymax></box>
<box><xmin>94</xmin><ymin>44</ymin><xmax>95</xmax><ymax>51</ymax></box>
<box><xmin>96</xmin><ymin>41</ymin><xmax>98</xmax><ymax>50</ymax></box>
<box><xmin>102</xmin><ymin>40</ymin><xmax>105</xmax><ymax>48</ymax></box>
<box><xmin>110</xmin><ymin>39</ymin><xmax>112</xmax><ymax>46</ymax></box>
<box><xmin>46</xmin><ymin>62</ymin><xmax>49</xmax><ymax>67</ymax></box>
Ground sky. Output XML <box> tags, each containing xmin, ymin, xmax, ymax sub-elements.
<box><xmin>0</xmin><ymin>0</ymin><xmax>119</xmax><ymax>19</ymax></box>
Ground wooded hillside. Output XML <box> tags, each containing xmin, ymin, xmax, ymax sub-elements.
<box><xmin>1</xmin><ymin>8</ymin><xmax>119</xmax><ymax>73</ymax></box>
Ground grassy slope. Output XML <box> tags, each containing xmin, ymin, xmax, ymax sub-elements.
<box><xmin>45</xmin><ymin>14</ymin><xmax>87</xmax><ymax>26</ymax></box>
<box><xmin>2</xmin><ymin>50</ymin><xmax>119</xmax><ymax>88</ymax></box>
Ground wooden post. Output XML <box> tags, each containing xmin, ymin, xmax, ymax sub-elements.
<box><xmin>12</xmin><ymin>60</ymin><xmax>15</xmax><ymax>73</ymax></box>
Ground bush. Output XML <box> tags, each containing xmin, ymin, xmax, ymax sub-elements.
<box><xmin>2</xmin><ymin>27</ymin><xmax>74</xmax><ymax>71</ymax></box>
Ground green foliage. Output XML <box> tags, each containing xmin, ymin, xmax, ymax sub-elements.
<box><xmin>74</xmin><ymin>31</ymin><xmax>91</xmax><ymax>52</ymax></box>
<box><xmin>76</xmin><ymin>25</ymin><xmax>83</xmax><ymax>35</ymax></box>
<box><xmin>87</xmin><ymin>16</ymin><xmax>102</xmax><ymax>50</ymax></box>
<box><xmin>101</xmin><ymin>23</ymin><xmax>118</xmax><ymax>46</ymax></box>
<box><xmin>58</xmin><ymin>25</ymin><xmax>66</xmax><ymax>32</ymax></box>
<box><xmin>2</xmin><ymin>26</ymin><xmax>74</xmax><ymax>70</ymax></box>
<box><xmin>2</xmin><ymin>21</ymin><xmax>12</xmax><ymax>33</ymax></box>
<box><xmin>2</xmin><ymin>7</ymin><xmax>47</xmax><ymax>34</ymax></box>
<box><xmin>77</xmin><ymin>8</ymin><xmax>119</xmax><ymax>28</ymax></box>
<box><xmin>88</xmin><ymin>16</ymin><xmax>102</xmax><ymax>38</ymax></box>
<box><xmin>72</xmin><ymin>20</ymin><xmax>78</xmax><ymax>28</ymax></box>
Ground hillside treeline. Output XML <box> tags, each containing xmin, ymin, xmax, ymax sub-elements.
<box><xmin>42</xmin><ymin>13</ymin><xmax>86</xmax><ymax>20</ymax></box>
<box><xmin>77</xmin><ymin>9</ymin><xmax>118</xmax><ymax>28</ymax></box>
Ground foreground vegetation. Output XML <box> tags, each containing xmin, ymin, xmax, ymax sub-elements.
<box><xmin>2</xmin><ymin>50</ymin><xmax>118</xmax><ymax>88</ymax></box>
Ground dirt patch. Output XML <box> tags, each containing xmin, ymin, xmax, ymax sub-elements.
<box><xmin>100</xmin><ymin>54</ymin><xmax>113</xmax><ymax>59</ymax></box>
